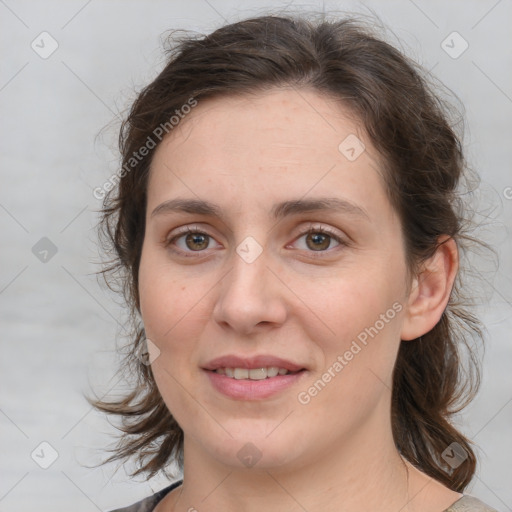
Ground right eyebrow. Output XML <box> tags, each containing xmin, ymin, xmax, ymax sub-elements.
<box><xmin>151</xmin><ymin>198</ymin><xmax>223</xmax><ymax>219</ymax></box>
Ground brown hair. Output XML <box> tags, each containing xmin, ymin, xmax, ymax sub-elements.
<box><xmin>88</xmin><ymin>13</ymin><xmax>484</xmax><ymax>491</ymax></box>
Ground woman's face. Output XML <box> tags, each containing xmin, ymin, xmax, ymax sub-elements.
<box><xmin>139</xmin><ymin>88</ymin><xmax>411</xmax><ymax>470</ymax></box>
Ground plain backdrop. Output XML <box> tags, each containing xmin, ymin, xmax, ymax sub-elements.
<box><xmin>1</xmin><ymin>1</ymin><xmax>511</xmax><ymax>511</ymax></box>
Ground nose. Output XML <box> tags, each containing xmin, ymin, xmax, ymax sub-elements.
<box><xmin>212</xmin><ymin>248</ymin><xmax>288</xmax><ymax>336</ymax></box>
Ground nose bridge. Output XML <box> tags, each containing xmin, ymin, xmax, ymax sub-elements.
<box><xmin>213</xmin><ymin>243</ymin><xmax>287</xmax><ymax>332</ymax></box>
<box><xmin>224</xmin><ymin>244</ymin><xmax>271</xmax><ymax>303</ymax></box>
<box><xmin>224</xmin><ymin>229</ymin><xmax>269</xmax><ymax>290</ymax></box>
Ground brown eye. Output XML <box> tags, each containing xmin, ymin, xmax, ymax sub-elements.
<box><xmin>305</xmin><ymin>232</ymin><xmax>331</xmax><ymax>251</ymax></box>
<box><xmin>165</xmin><ymin>228</ymin><xmax>220</xmax><ymax>256</ymax></box>
<box><xmin>290</xmin><ymin>226</ymin><xmax>344</xmax><ymax>256</ymax></box>
<box><xmin>184</xmin><ymin>232</ymin><xmax>210</xmax><ymax>251</ymax></box>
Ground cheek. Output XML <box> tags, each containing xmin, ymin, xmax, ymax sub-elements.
<box><xmin>138</xmin><ymin>244</ymin><xmax>208</xmax><ymax>342</ymax></box>
<box><xmin>295</xmin><ymin>277</ymin><xmax>403</xmax><ymax>436</ymax></box>
<box><xmin>305</xmin><ymin>267</ymin><xmax>402</xmax><ymax>339</ymax></box>
<box><xmin>138</xmin><ymin>257</ymin><xmax>211</xmax><ymax>421</ymax></box>
<box><xmin>299</xmin><ymin>258</ymin><xmax>406</xmax><ymax>387</ymax></box>
<box><xmin>140</xmin><ymin>286</ymin><xmax>210</xmax><ymax>375</ymax></box>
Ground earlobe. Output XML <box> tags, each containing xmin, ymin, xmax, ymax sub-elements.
<box><xmin>400</xmin><ymin>237</ymin><xmax>458</xmax><ymax>341</ymax></box>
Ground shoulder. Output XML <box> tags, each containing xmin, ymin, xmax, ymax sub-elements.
<box><xmin>107</xmin><ymin>480</ymin><xmax>183</xmax><ymax>512</ymax></box>
<box><xmin>445</xmin><ymin>495</ymin><xmax>500</xmax><ymax>512</ymax></box>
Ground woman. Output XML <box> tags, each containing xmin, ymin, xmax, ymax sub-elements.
<box><xmin>91</xmin><ymin>13</ymin><xmax>498</xmax><ymax>512</ymax></box>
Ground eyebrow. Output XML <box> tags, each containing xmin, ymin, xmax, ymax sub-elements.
<box><xmin>151</xmin><ymin>197</ymin><xmax>369</xmax><ymax>221</ymax></box>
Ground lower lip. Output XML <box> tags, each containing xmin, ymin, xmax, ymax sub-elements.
<box><xmin>204</xmin><ymin>370</ymin><xmax>306</xmax><ymax>400</ymax></box>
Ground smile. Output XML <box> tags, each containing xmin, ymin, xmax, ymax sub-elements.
<box><xmin>214</xmin><ymin>367</ymin><xmax>297</xmax><ymax>380</ymax></box>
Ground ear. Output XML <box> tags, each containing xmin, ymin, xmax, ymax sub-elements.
<box><xmin>400</xmin><ymin>236</ymin><xmax>458</xmax><ymax>341</ymax></box>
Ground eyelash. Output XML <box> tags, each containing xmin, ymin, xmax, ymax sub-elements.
<box><xmin>289</xmin><ymin>226</ymin><xmax>345</xmax><ymax>256</ymax></box>
<box><xmin>164</xmin><ymin>225</ymin><xmax>346</xmax><ymax>258</ymax></box>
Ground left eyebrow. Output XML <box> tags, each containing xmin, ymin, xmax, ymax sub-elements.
<box><xmin>150</xmin><ymin>197</ymin><xmax>370</xmax><ymax>221</ymax></box>
<box><xmin>270</xmin><ymin>197</ymin><xmax>370</xmax><ymax>221</ymax></box>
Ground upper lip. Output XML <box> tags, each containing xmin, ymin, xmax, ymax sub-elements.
<box><xmin>203</xmin><ymin>355</ymin><xmax>306</xmax><ymax>372</ymax></box>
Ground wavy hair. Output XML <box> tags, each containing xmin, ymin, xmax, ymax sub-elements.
<box><xmin>88</xmin><ymin>13</ymin><xmax>485</xmax><ymax>492</ymax></box>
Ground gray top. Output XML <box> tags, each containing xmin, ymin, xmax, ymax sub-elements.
<box><xmin>109</xmin><ymin>481</ymin><xmax>499</xmax><ymax>512</ymax></box>
<box><xmin>445</xmin><ymin>495</ymin><xmax>499</xmax><ymax>512</ymax></box>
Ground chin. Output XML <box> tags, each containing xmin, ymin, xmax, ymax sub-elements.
<box><xmin>201</xmin><ymin>429</ymin><xmax>305</xmax><ymax>471</ymax></box>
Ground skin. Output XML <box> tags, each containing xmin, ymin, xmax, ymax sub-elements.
<box><xmin>138</xmin><ymin>88</ymin><xmax>461</xmax><ymax>512</ymax></box>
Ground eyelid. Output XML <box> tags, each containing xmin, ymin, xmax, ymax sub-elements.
<box><xmin>165</xmin><ymin>224</ymin><xmax>210</xmax><ymax>241</ymax></box>
<box><xmin>294</xmin><ymin>223</ymin><xmax>345</xmax><ymax>240</ymax></box>
<box><xmin>288</xmin><ymin>224</ymin><xmax>347</xmax><ymax>253</ymax></box>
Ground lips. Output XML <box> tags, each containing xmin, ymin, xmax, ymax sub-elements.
<box><xmin>202</xmin><ymin>354</ymin><xmax>306</xmax><ymax>373</ymax></box>
<box><xmin>202</xmin><ymin>354</ymin><xmax>308</xmax><ymax>400</ymax></box>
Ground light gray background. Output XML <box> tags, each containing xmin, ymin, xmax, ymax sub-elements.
<box><xmin>1</xmin><ymin>1</ymin><xmax>511</xmax><ymax>510</ymax></box>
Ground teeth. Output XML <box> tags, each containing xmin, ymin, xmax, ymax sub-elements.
<box><xmin>233</xmin><ymin>368</ymin><xmax>249</xmax><ymax>379</ymax></box>
<box><xmin>249</xmin><ymin>368</ymin><xmax>266</xmax><ymax>380</ymax></box>
<box><xmin>267</xmin><ymin>367</ymin><xmax>279</xmax><ymax>377</ymax></box>
<box><xmin>215</xmin><ymin>366</ymin><xmax>291</xmax><ymax>380</ymax></box>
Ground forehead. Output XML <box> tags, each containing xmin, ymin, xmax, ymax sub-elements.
<box><xmin>153</xmin><ymin>88</ymin><xmax>365</xmax><ymax>168</ymax></box>
<box><xmin>148</xmin><ymin>88</ymin><xmax>394</xmax><ymax>223</ymax></box>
